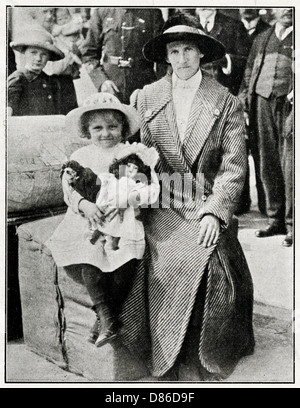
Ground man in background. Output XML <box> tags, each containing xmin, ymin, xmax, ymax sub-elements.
<box><xmin>237</xmin><ymin>9</ymin><xmax>270</xmax><ymax>215</ymax></box>
<box><xmin>239</xmin><ymin>8</ymin><xmax>293</xmax><ymax>241</ymax></box>
<box><xmin>81</xmin><ymin>8</ymin><xmax>166</xmax><ymax>104</ymax></box>
<box><xmin>240</xmin><ymin>9</ymin><xmax>270</xmax><ymax>45</ymax></box>
<box><xmin>195</xmin><ymin>8</ymin><xmax>250</xmax><ymax>96</ymax></box>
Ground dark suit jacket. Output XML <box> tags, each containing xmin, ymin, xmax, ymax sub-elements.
<box><xmin>238</xmin><ymin>26</ymin><xmax>293</xmax><ymax>116</ymax></box>
<box><xmin>200</xmin><ymin>11</ymin><xmax>251</xmax><ymax>95</ymax></box>
<box><xmin>8</xmin><ymin>70</ymin><xmax>77</xmax><ymax>116</ymax></box>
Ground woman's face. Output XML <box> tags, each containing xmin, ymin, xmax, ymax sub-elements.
<box><xmin>24</xmin><ymin>46</ymin><xmax>50</xmax><ymax>73</ymax></box>
<box><xmin>166</xmin><ymin>41</ymin><xmax>203</xmax><ymax>80</ymax></box>
<box><xmin>88</xmin><ymin>111</ymin><xmax>124</xmax><ymax>148</ymax></box>
<box><xmin>35</xmin><ymin>8</ymin><xmax>55</xmax><ymax>32</ymax></box>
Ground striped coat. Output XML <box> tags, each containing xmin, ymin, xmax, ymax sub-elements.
<box><xmin>120</xmin><ymin>72</ymin><xmax>255</xmax><ymax>378</ymax></box>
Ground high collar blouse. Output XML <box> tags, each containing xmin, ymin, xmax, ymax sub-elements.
<box><xmin>172</xmin><ymin>69</ymin><xmax>202</xmax><ymax>142</ymax></box>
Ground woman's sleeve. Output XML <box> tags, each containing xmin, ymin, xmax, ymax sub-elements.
<box><xmin>199</xmin><ymin>95</ymin><xmax>247</xmax><ymax>228</ymax></box>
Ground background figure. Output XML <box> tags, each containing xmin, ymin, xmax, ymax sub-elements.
<box><xmin>80</xmin><ymin>8</ymin><xmax>166</xmax><ymax>104</ymax></box>
<box><xmin>8</xmin><ymin>29</ymin><xmax>67</xmax><ymax>116</ymax></box>
<box><xmin>22</xmin><ymin>7</ymin><xmax>79</xmax><ymax>113</ymax></box>
<box><xmin>195</xmin><ymin>8</ymin><xmax>250</xmax><ymax>96</ymax></box>
<box><xmin>239</xmin><ymin>8</ymin><xmax>293</xmax><ymax>239</ymax></box>
<box><xmin>80</xmin><ymin>8</ymin><xmax>92</xmax><ymax>38</ymax></box>
<box><xmin>52</xmin><ymin>8</ymin><xmax>83</xmax><ymax>80</ymax></box>
<box><xmin>281</xmin><ymin>93</ymin><xmax>293</xmax><ymax>247</ymax></box>
<box><xmin>236</xmin><ymin>9</ymin><xmax>270</xmax><ymax>215</ymax></box>
<box><xmin>240</xmin><ymin>9</ymin><xmax>271</xmax><ymax>44</ymax></box>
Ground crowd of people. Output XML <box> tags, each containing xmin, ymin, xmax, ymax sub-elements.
<box><xmin>7</xmin><ymin>7</ymin><xmax>294</xmax><ymax>381</ymax></box>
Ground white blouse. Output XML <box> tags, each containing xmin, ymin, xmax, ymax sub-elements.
<box><xmin>172</xmin><ymin>69</ymin><xmax>202</xmax><ymax>142</ymax></box>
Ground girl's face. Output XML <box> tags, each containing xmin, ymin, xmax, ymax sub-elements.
<box><xmin>125</xmin><ymin>162</ymin><xmax>139</xmax><ymax>179</ymax></box>
<box><xmin>24</xmin><ymin>46</ymin><xmax>50</xmax><ymax>73</ymax></box>
<box><xmin>88</xmin><ymin>111</ymin><xmax>124</xmax><ymax>148</ymax></box>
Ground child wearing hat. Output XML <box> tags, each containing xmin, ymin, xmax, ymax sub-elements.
<box><xmin>8</xmin><ymin>29</ymin><xmax>66</xmax><ymax>116</ymax></box>
<box><xmin>46</xmin><ymin>92</ymin><xmax>160</xmax><ymax>348</ymax></box>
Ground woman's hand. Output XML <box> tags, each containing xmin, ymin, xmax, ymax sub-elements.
<box><xmin>79</xmin><ymin>200</ymin><xmax>104</xmax><ymax>229</ymax></box>
<box><xmin>197</xmin><ymin>214</ymin><xmax>220</xmax><ymax>248</ymax></box>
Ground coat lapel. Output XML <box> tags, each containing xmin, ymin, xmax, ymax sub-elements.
<box><xmin>144</xmin><ymin>75</ymin><xmax>192</xmax><ymax>175</ymax></box>
<box><xmin>210</xmin><ymin>13</ymin><xmax>223</xmax><ymax>38</ymax></box>
<box><xmin>182</xmin><ymin>73</ymin><xmax>226</xmax><ymax>168</ymax></box>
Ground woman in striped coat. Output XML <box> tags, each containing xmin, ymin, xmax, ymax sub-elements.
<box><xmin>120</xmin><ymin>15</ymin><xmax>255</xmax><ymax>381</ymax></box>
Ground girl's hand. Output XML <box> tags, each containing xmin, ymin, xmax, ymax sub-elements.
<box><xmin>79</xmin><ymin>200</ymin><xmax>104</xmax><ymax>229</ymax></box>
<box><xmin>197</xmin><ymin>214</ymin><xmax>220</xmax><ymax>248</ymax></box>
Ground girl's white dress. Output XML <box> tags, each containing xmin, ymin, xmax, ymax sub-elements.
<box><xmin>46</xmin><ymin>142</ymin><xmax>159</xmax><ymax>272</ymax></box>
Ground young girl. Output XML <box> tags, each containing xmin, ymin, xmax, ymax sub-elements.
<box><xmin>8</xmin><ymin>29</ymin><xmax>65</xmax><ymax>116</ymax></box>
<box><xmin>46</xmin><ymin>93</ymin><xmax>160</xmax><ymax>348</ymax></box>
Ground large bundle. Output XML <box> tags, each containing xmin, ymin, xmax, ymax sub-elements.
<box><xmin>7</xmin><ymin>115</ymin><xmax>89</xmax><ymax>216</ymax></box>
<box><xmin>17</xmin><ymin>215</ymin><xmax>149</xmax><ymax>381</ymax></box>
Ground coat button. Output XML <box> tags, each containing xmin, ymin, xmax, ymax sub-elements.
<box><xmin>43</xmin><ymin>83</ymin><xmax>47</xmax><ymax>88</ymax></box>
<box><xmin>214</xmin><ymin>108</ymin><xmax>220</xmax><ymax>116</ymax></box>
<box><xmin>202</xmin><ymin>195</ymin><xmax>207</xmax><ymax>201</ymax></box>
<box><xmin>145</xmin><ymin>109</ymin><xmax>152</xmax><ymax>119</ymax></box>
<box><xmin>48</xmin><ymin>95</ymin><xmax>52</xmax><ymax>99</ymax></box>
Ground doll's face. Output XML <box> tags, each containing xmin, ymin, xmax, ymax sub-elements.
<box><xmin>88</xmin><ymin>111</ymin><xmax>124</xmax><ymax>149</ymax></box>
<box><xmin>63</xmin><ymin>167</ymin><xmax>78</xmax><ymax>184</ymax></box>
<box><xmin>24</xmin><ymin>46</ymin><xmax>50</xmax><ymax>73</ymax></box>
<box><xmin>125</xmin><ymin>162</ymin><xmax>139</xmax><ymax>179</ymax></box>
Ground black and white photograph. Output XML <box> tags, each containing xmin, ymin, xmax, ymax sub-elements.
<box><xmin>1</xmin><ymin>1</ymin><xmax>299</xmax><ymax>389</ymax></box>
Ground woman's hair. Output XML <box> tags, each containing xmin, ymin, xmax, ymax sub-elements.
<box><xmin>109</xmin><ymin>154</ymin><xmax>152</xmax><ymax>184</ymax></box>
<box><xmin>79</xmin><ymin>109</ymin><xmax>129</xmax><ymax>140</ymax></box>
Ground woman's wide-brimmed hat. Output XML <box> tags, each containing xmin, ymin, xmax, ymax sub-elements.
<box><xmin>10</xmin><ymin>29</ymin><xmax>64</xmax><ymax>61</ymax></box>
<box><xmin>66</xmin><ymin>93</ymin><xmax>140</xmax><ymax>138</ymax></box>
<box><xmin>143</xmin><ymin>24</ymin><xmax>225</xmax><ymax>64</ymax></box>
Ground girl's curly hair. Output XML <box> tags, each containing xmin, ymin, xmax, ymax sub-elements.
<box><xmin>109</xmin><ymin>154</ymin><xmax>152</xmax><ymax>184</ymax></box>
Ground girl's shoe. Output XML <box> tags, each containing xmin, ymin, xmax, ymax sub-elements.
<box><xmin>92</xmin><ymin>303</ymin><xmax>119</xmax><ymax>348</ymax></box>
